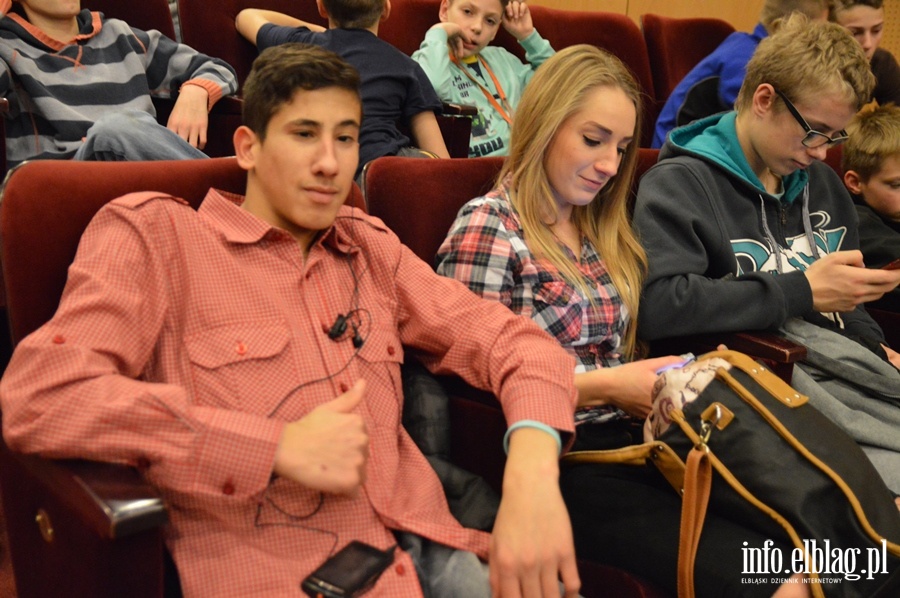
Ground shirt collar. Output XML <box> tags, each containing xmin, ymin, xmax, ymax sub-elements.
<box><xmin>8</xmin><ymin>9</ymin><xmax>101</xmax><ymax>51</ymax></box>
<box><xmin>199</xmin><ymin>188</ymin><xmax>363</xmax><ymax>255</ymax></box>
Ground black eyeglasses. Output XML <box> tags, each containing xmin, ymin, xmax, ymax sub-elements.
<box><xmin>773</xmin><ymin>88</ymin><xmax>849</xmax><ymax>149</ymax></box>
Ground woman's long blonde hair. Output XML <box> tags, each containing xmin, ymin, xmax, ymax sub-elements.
<box><xmin>499</xmin><ymin>44</ymin><xmax>646</xmax><ymax>358</ymax></box>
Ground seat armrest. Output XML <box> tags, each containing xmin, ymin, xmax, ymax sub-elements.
<box><xmin>0</xmin><ymin>448</ymin><xmax>168</xmax><ymax>597</ymax></box>
<box><xmin>1</xmin><ymin>451</ymin><xmax>167</xmax><ymax>540</ymax></box>
<box><xmin>441</xmin><ymin>102</ymin><xmax>478</xmax><ymax>117</ymax></box>
<box><xmin>650</xmin><ymin>331</ymin><xmax>807</xmax><ymax>382</ymax></box>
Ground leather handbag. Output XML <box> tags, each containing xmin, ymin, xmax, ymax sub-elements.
<box><xmin>564</xmin><ymin>350</ymin><xmax>900</xmax><ymax>598</ymax></box>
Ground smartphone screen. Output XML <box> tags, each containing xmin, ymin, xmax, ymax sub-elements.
<box><xmin>301</xmin><ymin>541</ymin><xmax>394</xmax><ymax>598</ymax></box>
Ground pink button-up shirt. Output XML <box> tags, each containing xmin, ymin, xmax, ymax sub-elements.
<box><xmin>1</xmin><ymin>189</ymin><xmax>577</xmax><ymax>596</ymax></box>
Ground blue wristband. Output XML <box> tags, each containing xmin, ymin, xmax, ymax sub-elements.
<box><xmin>502</xmin><ymin>420</ymin><xmax>562</xmax><ymax>455</ymax></box>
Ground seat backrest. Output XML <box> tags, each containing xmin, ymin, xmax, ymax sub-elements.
<box><xmin>88</xmin><ymin>0</ymin><xmax>177</xmax><ymax>40</ymax></box>
<box><xmin>641</xmin><ymin>13</ymin><xmax>734</xmax><ymax>104</ymax></box>
<box><xmin>366</xmin><ymin>151</ymin><xmax>661</xmax><ymax>265</ymax></box>
<box><xmin>521</xmin><ymin>7</ymin><xmax>657</xmax><ymax>147</ymax></box>
<box><xmin>178</xmin><ymin>0</ymin><xmax>326</xmax><ymax>89</ymax></box>
<box><xmin>379</xmin><ymin>0</ymin><xmax>442</xmax><ymax>56</ymax></box>
<box><xmin>364</xmin><ymin>156</ymin><xmax>504</xmax><ymax>264</ymax></box>
<box><xmin>0</xmin><ymin>158</ymin><xmax>364</xmax><ymax>344</ymax></box>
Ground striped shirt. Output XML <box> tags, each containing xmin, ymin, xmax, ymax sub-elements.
<box><xmin>0</xmin><ymin>7</ymin><xmax>237</xmax><ymax>167</ymax></box>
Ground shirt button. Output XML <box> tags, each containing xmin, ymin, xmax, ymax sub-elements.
<box><xmin>322</xmin><ymin>323</ymin><xmax>330</xmax><ymax>334</ymax></box>
<box><xmin>387</xmin><ymin>346</ymin><xmax>395</xmax><ymax>356</ymax></box>
<box><xmin>52</xmin><ymin>334</ymin><xmax>66</xmax><ymax>344</ymax></box>
<box><xmin>236</xmin><ymin>342</ymin><xmax>247</xmax><ymax>356</ymax></box>
<box><xmin>395</xmin><ymin>563</ymin><xmax>405</xmax><ymax>576</ymax></box>
<box><xmin>561</xmin><ymin>293</ymin><xmax>570</xmax><ymax>303</ymax></box>
<box><xmin>222</xmin><ymin>481</ymin><xmax>235</xmax><ymax>496</ymax></box>
<box><xmin>339</xmin><ymin>382</ymin><xmax>349</xmax><ymax>393</ymax></box>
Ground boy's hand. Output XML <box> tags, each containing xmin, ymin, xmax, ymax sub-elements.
<box><xmin>503</xmin><ymin>1</ymin><xmax>534</xmax><ymax>41</ymax></box>
<box><xmin>273</xmin><ymin>380</ymin><xmax>369</xmax><ymax>496</ymax></box>
<box><xmin>805</xmin><ymin>250</ymin><xmax>900</xmax><ymax>312</ymax></box>
<box><xmin>167</xmin><ymin>84</ymin><xmax>210</xmax><ymax>150</ymax></box>
<box><xmin>431</xmin><ymin>22</ymin><xmax>468</xmax><ymax>58</ymax></box>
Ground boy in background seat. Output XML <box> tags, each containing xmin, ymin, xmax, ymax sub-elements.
<box><xmin>413</xmin><ymin>0</ymin><xmax>553</xmax><ymax>158</ymax></box>
<box><xmin>236</xmin><ymin>0</ymin><xmax>449</xmax><ymax>181</ymax></box>
<box><xmin>841</xmin><ymin>102</ymin><xmax>900</xmax><ymax>311</ymax></box>
<box><xmin>0</xmin><ymin>0</ymin><xmax>237</xmax><ymax>167</ymax></box>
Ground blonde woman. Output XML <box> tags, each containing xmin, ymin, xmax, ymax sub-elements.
<box><xmin>436</xmin><ymin>45</ymin><xmax>808</xmax><ymax>597</ymax></box>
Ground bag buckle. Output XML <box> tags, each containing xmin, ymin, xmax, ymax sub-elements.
<box><xmin>697</xmin><ymin>404</ymin><xmax>723</xmax><ymax>450</ymax></box>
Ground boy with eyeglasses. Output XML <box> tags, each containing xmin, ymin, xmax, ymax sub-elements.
<box><xmin>634</xmin><ymin>15</ymin><xmax>900</xmax><ymax>492</ymax></box>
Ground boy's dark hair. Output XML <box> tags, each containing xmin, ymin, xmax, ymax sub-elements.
<box><xmin>242</xmin><ymin>43</ymin><xmax>361</xmax><ymax>139</ymax></box>
<box><xmin>830</xmin><ymin>0</ymin><xmax>884</xmax><ymax>21</ymax></box>
<box><xmin>321</xmin><ymin>0</ymin><xmax>385</xmax><ymax>29</ymax></box>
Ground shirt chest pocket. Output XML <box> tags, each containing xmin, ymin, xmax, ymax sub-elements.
<box><xmin>532</xmin><ymin>280</ymin><xmax>585</xmax><ymax>346</ymax></box>
<box><xmin>185</xmin><ymin>324</ymin><xmax>298</xmax><ymax>415</ymax></box>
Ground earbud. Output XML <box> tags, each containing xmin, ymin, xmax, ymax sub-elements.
<box><xmin>351</xmin><ymin>323</ymin><xmax>364</xmax><ymax>349</ymax></box>
<box><xmin>328</xmin><ymin>314</ymin><xmax>347</xmax><ymax>340</ymax></box>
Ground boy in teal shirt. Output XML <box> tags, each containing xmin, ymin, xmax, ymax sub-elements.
<box><xmin>413</xmin><ymin>0</ymin><xmax>553</xmax><ymax>157</ymax></box>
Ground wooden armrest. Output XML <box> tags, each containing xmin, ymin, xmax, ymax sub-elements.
<box><xmin>653</xmin><ymin>331</ymin><xmax>806</xmax><ymax>363</ymax></box>
<box><xmin>0</xmin><ymin>447</ymin><xmax>168</xmax><ymax>597</ymax></box>
<box><xmin>441</xmin><ymin>102</ymin><xmax>478</xmax><ymax>117</ymax></box>
<box><xmin>0</xmin><ymin>450</ymin><xmax>166</xmax><ymax>540</ymax></box>
<box><xmin>649</xmin><ymin>330</ymin><xmax>807</xmax><ymax>383</ymax></box>
<box><xmin>0</xmin><ymin>97</ymin><xmax>9</xmax><ymax>115</ymax></box>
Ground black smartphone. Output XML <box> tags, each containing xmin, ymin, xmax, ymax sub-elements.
<box><xmin>882</xmin><ymin>258</ymin><xmax>900</xmax><ymax>271</ymax></box>
<box><xmin>301</xmin><ymin>541</ymin><xmax>395</xmax><ymax>598</ymax></box>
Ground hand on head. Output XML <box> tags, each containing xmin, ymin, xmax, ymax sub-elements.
<box><xmin>502</xmin><ymin>0</ymin><xmax>534</xmax><ymax>41</ymax></box>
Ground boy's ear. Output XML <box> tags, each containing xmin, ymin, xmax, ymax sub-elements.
<box><xmin>752</xmin><ymin>83</ymin><xmax>777</xmax><ymax>120</ymax></box>
<box><xmin>233</xmin><ymin>125</ymin><xmax>260</xmax><ymax>171</ymax></box>
<box><xmin>439</xmin><ymin>0</ymin><xmax>450</xmax><ymax>23</ymax></box>
<box><xmin>381</xmin><ymin>0</ymin><xmax>391</xmax><ymax>21</ymax></box>
<box><xmin>316</xmin><ymin>0</ymin><xmax>328</xmax><ymax>20</ymax></box>
<box><xmin>843</xmin><ymin>169</ymin><xmax>865</xmax><ymax>194</ymax></box>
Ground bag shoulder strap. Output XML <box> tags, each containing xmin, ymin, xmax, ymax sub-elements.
<box><xmin>678</xmin><ymin>448</ymin><xmax>711</xmax><ymax>598</ymax></box>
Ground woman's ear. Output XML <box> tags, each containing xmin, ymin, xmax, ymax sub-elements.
<box><xmin>843</xmin><ymin>169</ymin><xmax>864</xmax><ymax>195</ymax></box>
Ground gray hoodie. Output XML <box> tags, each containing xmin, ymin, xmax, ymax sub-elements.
<box><xmin>633</xmin><ymin>111</ymin><xmax>884</xmax><ymax>345</ymax></box>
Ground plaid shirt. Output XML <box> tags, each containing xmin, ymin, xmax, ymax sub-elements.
<box><xmin>436</xmin><ymin>186</ymin><xmax>630</xmax><ymax>425</ymax></box>
<box><xmin>0</xmin><ymin>189</ymin><xmax>576</xmax><ymax>597</ymax></box>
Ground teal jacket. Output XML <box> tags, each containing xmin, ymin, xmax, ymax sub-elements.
<box><xmin>413</xmin><ymin>27</ymin><xmax>553</xmax><ymax>157</ymax></box>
